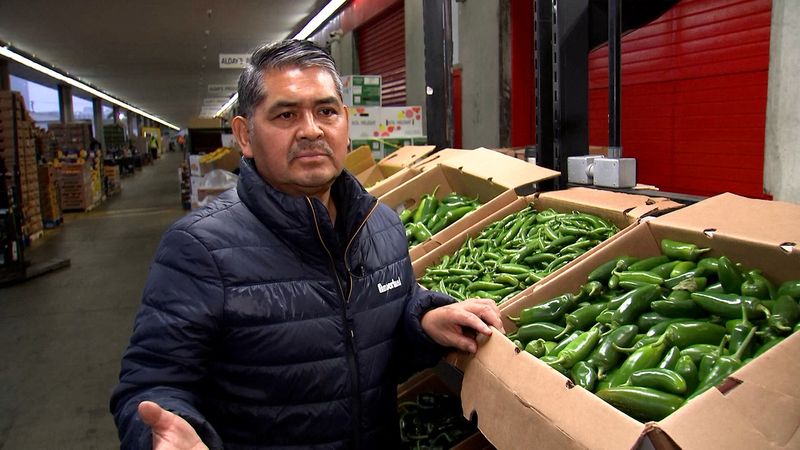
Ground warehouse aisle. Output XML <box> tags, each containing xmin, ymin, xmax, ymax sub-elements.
<box><xmin>0</xmin><ymin>152</ymin><xmax>188</xmax><ymax>449</ymax></box>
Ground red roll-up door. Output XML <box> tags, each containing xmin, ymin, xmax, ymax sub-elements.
<box><xmin>588</xmin><ymin>0</ymin><xmax>772</xmax><ymax>199</ymax></box>
<box><xmin>356</xmin><ymin>2</ymin><xmax>406</xmax><ymax>106</ymax></box>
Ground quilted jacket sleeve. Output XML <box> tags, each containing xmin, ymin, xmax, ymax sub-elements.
<box><xmin>400</xmin><ymin>282</ymin><xmax>457</xmax><ymax>371</ymax></box>
<box><xmin>110</xmin><ymin>228</ymin><xmax>225</xmax><ymax>450</ymax></box>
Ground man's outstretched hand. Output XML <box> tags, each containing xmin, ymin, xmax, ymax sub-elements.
<box><xmin>421</xmin><ymin>298</ymin><xmax>504</xmax><ymax>353</ymax></box>
<box><xmin>138</xmin><ymin>401</ymin><xmax>209</xmax><ymax>450</ymax></box>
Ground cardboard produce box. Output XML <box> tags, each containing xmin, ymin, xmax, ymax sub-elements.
<box><xmin>383</xmin><ymin>148</ymin><xmax>560</xmax><ymax>261</ymax></box>
<box><xmin>398</xmin><ymin>369</ymin><xmax>494</xmax><ymax>450</ymax></box>
<box><xmin>412</xmin><ymin>187</ymin><xmax>680</xmax><ymax>286</ymax></box>
<box><xmin>458</xmin><ymin>192</ymin><xmax>800</xmax><ymax>450</ymax></box>
<box><xmin>345</xmin><ymin>145</ymin><xmax>437</xmax><ymax>188</ymax></box>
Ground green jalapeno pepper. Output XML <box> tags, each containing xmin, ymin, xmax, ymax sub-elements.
<box><xmin>767</xmin><ymin>294</ymin><xmax>799</xmax><ymax>334</ymax></box>
<box><xmin>548</xmin><ymin>331</ymin><xmax>582</xmax><ymax>357</ymax></box>
<box><xmin>679</xmin><ymin>344</ymin><xmax>728</xmax><ymax>365</ymax></box>
<box><xmin>690</xmin><ymin>291</ymin><xmax>770</xmax><ymax>320</ymax></box>
<box><xmin>660</xmin><ymin>239</ymin><xmax>710</xmax><ymax>261</ymax></box>
<box><xmin>694</xmin><ymin>257</ymin><xmax>719</xmax><ymax>277</ymax></box>
<box><xmin>689</xmin><ymin>327</ymin><xmax>756</xmax><ymax>400</ymax></box>
<box><xmin>596</xmin><ymin>386</ymin><xmax>684</xmax><ymax>422</ymax></box>
<box><xmin>570</xmin><ymin>361</ymin><xmax>598</xmax><ymax>391</ymax></box>
<box><xmin>651</xmin><ymin>298</ymin><xmax>706</xmax><ymax>319</ymax></box>
<box><xmin>728</xmin><ymin>304</ymin><xmax>756</xmax><ymax>358</ymax></box>
<box><xmin>614</xmin><ymin>270</ymin><xmax>664</xmax><ymax>286</ymax></box>
<box><xmin>524</xmin><ymin>338</ymin><xmax>549</xmax><ymax>357</ymax></box>
<box><xmin>674</xmin><ymin>354</ymin><xmax>699</xmax><ymax>394</ymax></box>
<box><xmin>547</xmin><ymin>324</ymin><xmax>604</xmax><ymax>369</ymax></box>
<box><xmin>413</xmin><ymin>186</ymin><xmax>440</xmax><ymax>224</ymax></box>
<box><xmin>611</xmin><ymin>284</ymin><xmax>662</xmax><ymax>327</ymax></box>
<box><xmin>650</xmin><ymin>260</ymin><xmax>682</xmax><ymax>279</ymax></box>
<box><xmin>585</xmin><ymin>324</ymin><xmax>639</xmax><ymax>380</ymax></box>
<box><xmin>657</xmin><ymin>346</ymin><xmax>682</xmax><ymax>370</ymax></box>
<box><xmin>554</xmin><ymin>302</ymin><xmax>609</xmax><ymax>339</ymax></box>
<box><xmin>669</xmin><ymin>261</ymin><xmax>697</xmax><ymax>278</ymax></box>
<box><xmin>508</xmin><ymin>293</ymin><xmax>576</xmax><ymax>325</ymax></box>
<box><xmin>717</xmin><ymin>256</ymin><xmax>743</xmax><ymax>295</ymax></box>
<box><xmin>587</xmin><ymin>256</ymin><xmax>638</xmax><ymax>284</ymax></box>
<box><xmin>654</xmin><ymin>321</ymin><xmax>728</xmax><ymax>349</ymax></box>
<box><xmin>627</xmin><ymin>367</ymin><xmax>688</xmax><ymax>395</ymax></box>
<box><xmin>507</xmin><ymin>322</ymin><xmax>566</xmax><ymax>345</ymax></box>
<box><xmin>636</xmin><ymin>312</ymin><xmax>673</xmax><ymax>334</ymax></box>
<box><xmin>627</xmin><ymin>255</ymin><xmax>671</xmax><ymax>272</ymax></box>
<box><xmin>599</xmin><ymin>338</ymin><xmax>670</xmax><ymax>389</ymax></box>
<box><xmin>740</xmin><ymin>271</ymin><xmax>770</xmax><ymax>300</ymax></box>
<box><xmin>777</xmin><ymin>280</ymin><xmax>800</xmax><ymax>300</ymax></box>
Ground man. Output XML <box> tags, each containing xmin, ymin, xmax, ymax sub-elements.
<box><xmin>111</xmin><ymin>39</ymin><xmax>502</xmax><ymax>449</ymax></box>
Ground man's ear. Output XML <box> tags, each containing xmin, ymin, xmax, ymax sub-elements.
<box><xmin>231</xmin><ymin>116</ymin><xmax>253</xmax><ymax>158</ymax></box>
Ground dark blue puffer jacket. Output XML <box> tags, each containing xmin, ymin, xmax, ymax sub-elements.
<box><xmin>110</xmin><ymin>158</ymin><xmax>453</xmax><ymax>449</ymax></box>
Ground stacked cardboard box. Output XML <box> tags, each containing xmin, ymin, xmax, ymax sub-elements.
<box><xmin>104</xmin><ymin>164</ymin><xmax>121</xmax><ymax>196</ymax></box>
<box><xmin>49</xmin><ymin>122</ymin><xmax>92</xmax><ymax>151</ymax></box>
<box><xmin>38</xmin><ymin>165</ymin><xmax>62</xmax><ymax>227</ymax></box>
<box><xmin>58</xmin><ymin>163</ymin><xmax>94</xmax><ymax>211</ymax></box>
<box><xmin>0</xmin><ymin>91</ymin><xmax>43</xmax><ymax>241</ymax></box>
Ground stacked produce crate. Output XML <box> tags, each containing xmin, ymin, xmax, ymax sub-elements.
<box><xmin>103</xmin><ymin>123</ymin><xmax>126</xmax><ymax>151</ymax></box>
<box><xmin>38</xmin><ymin>165</ymin><xmax>62</xmax><ymax>227</ymax></box>
<box><xmin>57</xmin><ymin>162</ymin><xmax>93</xmax><ymax>211</ymax></box>
<box><xmin>104</xmin><ymin>163</ymin><xmax>121</xmax><ymax>196</ymax></box>
<box><xmin>54</xmin><ymin>147</ymin><xmax>104</xmax><ymax>210</ymax></box>
<box><xmin>0</xmin><ymin>91</ymin><xmax>43</xmax><ymax>242</ymax></box>
<box><xmin>49</xmin><ymin>122</ymin><xmax>92</xmax><ymax>151</ymax></box>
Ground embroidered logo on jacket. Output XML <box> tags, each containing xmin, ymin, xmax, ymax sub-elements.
<box><xmin>377</xmin><ymin>278</ymin><xmax>402</xmax><ymax>294</ymax></box>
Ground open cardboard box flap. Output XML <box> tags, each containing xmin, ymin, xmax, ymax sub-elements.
<box><xmin>535</xmin><ymin>187</ymin><xmax>685</xmax><ymax>224</ymax></box>
<box><xmin>344</xmin><ymin>145</ymin><xmax>376</xmax><ymax>175</ymax></box>
<box><xmin>439</xmin><ymin>147</ymin><xmax>559</xmax><ymax>189</ymax></box>
<box><xmin>410</xmin><ymin>148</ymin><xmax>472</xmax><ymax>171</ymax></box>
<box><xmin>367</xmin><ymin>167</ymin><xmax>422</xmax><ymax>198</ymax></box>
<box><xmin>377</xmin><ymin>145</ymin><xmax>437</xmax><ymax>173</ymax></box>
<box><xmin>649</xmin><ymin>192</ymin><xmax>800</xmax><ymax>249</ymax></box>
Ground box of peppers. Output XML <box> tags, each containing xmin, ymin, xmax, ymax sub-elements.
<box><xmin>457</xmin><ymin>193</ymin><xmax>800</xmax><ymax>450</ymax></box>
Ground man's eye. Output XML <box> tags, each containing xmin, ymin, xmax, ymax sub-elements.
<box><xmin>277</xmin><ymin>112</ymin><xmax>294</xmax><ymax>119</ymax></box>
<box><xmin>319</xmin><ymin>108</ymin><xmax>337</xmax><ymax>116</ymax></box>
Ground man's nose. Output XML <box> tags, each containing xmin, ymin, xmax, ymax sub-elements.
<box><xmin>297</xmin><ymin>111</ymin><xmax>323</xmax><ymax>139</ymax></box>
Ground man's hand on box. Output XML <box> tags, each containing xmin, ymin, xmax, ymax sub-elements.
<box><xmin>421</xmin><ymin>298</ymin><xmax>505</xmax><ymax>353</ymax></box>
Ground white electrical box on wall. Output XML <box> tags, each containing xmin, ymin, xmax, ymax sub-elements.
<box><xmin>567</xmin><ymin>155</ymin><xmax>604</xmax><ymax>184</ymax></box>
<box><xmin>593</xmin><ymin>158</ymin><xmax>637</xmax><ymax>188</ymax></box>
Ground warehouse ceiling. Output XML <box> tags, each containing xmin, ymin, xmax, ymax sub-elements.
<box><xmin>0</xmin><ymin>0</ymin><xmax>330</xmax><ymax>129</ymax></box>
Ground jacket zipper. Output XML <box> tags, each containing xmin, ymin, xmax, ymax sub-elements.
<box><xmin>307</xmin><ymin>197</ymin><xmax>377</xmax><ymax>448</ymax></box>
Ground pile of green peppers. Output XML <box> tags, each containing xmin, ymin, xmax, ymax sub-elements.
<box><xmin>398</xmin><ymin>393</ymin><xmax>476</xmax><ymax>449</ymax></box>
<box><xmin>418</xmin><ymin>205</ymin><xmax>619</xmax><ymax>303</ymax></box>
<box><xmin>506</xmin><ymin>238</ymin><xmax>800</xmax><ymax>422</ymax></box>
<box><xmin>401</xmin><ymin>187</ymin><xmax>482</xmax><ymax>247</ymax></box>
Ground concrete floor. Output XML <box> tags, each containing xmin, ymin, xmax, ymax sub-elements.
<box><xmin>0</xmin><ymin>150</ymin><xmax>188</xmax><ymax>449</ymax></box>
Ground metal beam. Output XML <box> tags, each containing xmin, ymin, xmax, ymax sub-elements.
<box><xmin>422</xmin><ymin>0</ymin><xmax>454</xmax><ymax>149</ymax></box>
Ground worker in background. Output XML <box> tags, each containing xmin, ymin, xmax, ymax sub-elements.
<box><xmin>148</xmin><ymin>135</ymin><xmax>159</xmax><ymax>160</ymax></box>
<box><xmin>110</xmin><ymin>39</ymin><xmax>502</xmax><ymax>449</ymax></box>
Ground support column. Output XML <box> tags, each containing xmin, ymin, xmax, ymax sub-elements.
<box><xmin>423</xmin><ymin>0</ymin><xmax>454</xmax><ymax>149</ymax></box>
<box><xmin>58</xmin><ymin>83</ymin><xmax>74</xmax><ymax>123</ymax></box>
<box><xmin>0</xmin><ymin>59</ymin><xmax>10</xmax><ymax>91</ymax></box>
<box><xmin>92</xmin><ymin>98</ymin><xmax>105</xmax><ymax>151</ymax></box>
<box><xmin>127</xmin><ymin>112</ymin><xmax>136</xmax><ymax>138</ymax></box>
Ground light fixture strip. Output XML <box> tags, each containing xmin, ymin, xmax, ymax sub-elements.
<box><xmin>0</xmin><ymin>45</ymin><xmax>180</xmax><ymax>130</ymax></box>
<box><xmin>214</xmin><ymin>0</ymin><xmax>347</xmax><ymax>118</ymax></box>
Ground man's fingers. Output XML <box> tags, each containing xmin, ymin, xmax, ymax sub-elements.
<box><xmin>462</xmin><ymin>298</ymin><xmax>505</xmax><ymax>334</ymax></box>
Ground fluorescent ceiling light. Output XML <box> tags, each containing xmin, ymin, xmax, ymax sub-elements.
<box><xmin>214</xmin><ymin>0</ymin><xmax>347</xmax><ymax>118</ymax></box>
<box><xmin>0</xmin><ymin>45</ymin><xmax>180</xmax><ymax>130</ymax></box>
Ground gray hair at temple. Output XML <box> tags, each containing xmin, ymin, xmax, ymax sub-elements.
<box><xmin>237</xmin><ymin>39</ymin><xmax>343</xmax><ymax>123</ymax></box>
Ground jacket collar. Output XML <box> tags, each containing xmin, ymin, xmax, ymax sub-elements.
<box><xmin>236</xmin><ymin>157</ymin><xmax>377</xmax><ymax>249</ymax></box>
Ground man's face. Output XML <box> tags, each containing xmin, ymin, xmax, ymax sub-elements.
<box><xmin>237</xmin><ymin>67</ymin><xmax>349</xmax><ymax>197</ymax></box>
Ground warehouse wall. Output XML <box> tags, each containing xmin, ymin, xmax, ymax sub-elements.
<box><xmin>763</xmin><ymin>0</ymin><xmax>800</xmax><ymax>204</ymax></box>
<box><xmin>457</xmin><ymin>0</ymin><xmax>501</xmax><ymax>149</ymax></box>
